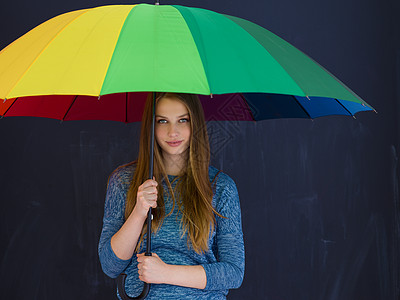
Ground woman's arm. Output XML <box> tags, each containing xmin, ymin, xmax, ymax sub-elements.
<box><xmin>111</xmin><ymin>178</ymin><xmax>157</xmax><ymax>259</ymax></box>
<box><xmin>201</xmin><ymin>175</ymin><xmax>245</xmax><ymax>290</ymax></box>
<box><xmin>98</xmin><ymin>170</ymin><xmax>158</xmax><ymax>278</ymax></box>
<box><xmin>98</xmin><ymin>171</ymin><xmax>131</xmax><ymax>278</ymax></box>
<box><xmin>136</xmin><ymin>253</ymin><xmax>207</xmax><ymax>289</ymax></box>
<box><xmin>110</xmin><ymin>209</ymin><xmax>146</xmax><ymax>260</ymax></box>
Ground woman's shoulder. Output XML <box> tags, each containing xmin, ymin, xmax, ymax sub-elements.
<box><xmin>107</xmin><ymin>161</ymin><xmax>137</xmax><ymax>186</ymax></box>
<box><xmin>209</xmin><ymin>166</ymin><xmax>239</xmax><ymax>211</ymax></box>
<box><xmin>208</xmin><ymin>166</ymin><xmax>236</xmax><ymax>189</ymax></box>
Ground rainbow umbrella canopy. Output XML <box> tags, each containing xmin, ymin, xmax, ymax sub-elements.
<box><xmin>0</xmin><ymin>3</ymin><xmax>374</xmax><ymax>121</ymax></box>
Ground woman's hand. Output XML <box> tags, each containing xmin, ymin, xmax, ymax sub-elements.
<box><xmin>137</xmin><ymin>253</ymin><xmax>207</xmax><ymax>288</ymax></box>
<box><xmin>133</xmin><ymin>178</ymin><xmax>158</xmax><ymax>219</ymax></box>
<box><xmin>137</xmin><ymin>253</ymin><xmax>170</xmax><ymax>284</ymax></box>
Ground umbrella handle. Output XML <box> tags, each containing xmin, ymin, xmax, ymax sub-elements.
<box><xmin>117</xmin><ymin>272</ymin><xmax>150</xmax><ymax>300</ymax></box>
<box><xmin>116</xmin><ymin>224</ymin><xmax>153</xmax><ymax>299</ymax></box>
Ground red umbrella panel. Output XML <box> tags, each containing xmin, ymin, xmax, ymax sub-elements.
<box><xmin>0</xmin><ymin>92</ymin><xmax>372</xmax><ymax>122</ymax></box>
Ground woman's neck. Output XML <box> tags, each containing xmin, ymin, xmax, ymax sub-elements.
<box><xmin>162</xmin><ymin>151</ymin><xmax>188</xmax><ymax>176</ymax></box>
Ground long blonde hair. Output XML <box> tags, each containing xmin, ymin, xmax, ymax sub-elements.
<box><xmin>125</xmin><ymin>92</ymin><xmax>221</xmax><ymax>254</ymax></box>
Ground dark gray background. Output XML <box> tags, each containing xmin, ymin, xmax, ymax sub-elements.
<box><xmin>0</xmin><ymin>0</ymin><xmax>399</xmax><ymax>299</ymax></box>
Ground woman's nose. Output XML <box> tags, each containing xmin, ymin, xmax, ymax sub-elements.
<box><xmin>168</xmin><ymin>123</ymin><xmax>179</xmax><ymax>137</ymax></box>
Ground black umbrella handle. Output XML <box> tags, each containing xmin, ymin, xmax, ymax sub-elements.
<box><xmin>117</xmin><ymin>272</ymin><xmax>150</xmax><ymax>300</ymax></box>
<box><xmin>116</xmin><ymin>243</ymin><xmax>152</xmax><ymax>299</ymax></box>
<box><xmin>116</xmin><ymin>242</ymin><xmax>153</xmax><ymax>299</ymax></box>
<box><xmin>116</xmin><ymin>92</ymin><xmax>156</xmax><ymax>299</ymax></box>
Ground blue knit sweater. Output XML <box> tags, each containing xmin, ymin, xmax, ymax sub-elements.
<box><xmin>98</xmin><ymin>163</ymin><xmax>245</xmax><ymax>299</ymax></box>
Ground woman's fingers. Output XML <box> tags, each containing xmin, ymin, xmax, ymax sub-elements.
<box><xmin>138</xmin><ymin>180</ymin><xmax>158</xmax><ymax>199</ymax></box>
<box><xmin>133</xmin><ymin>179</ymin><xmax>159</xmax><ymax>217</ymax></box>
<box><xmin>138</xmin><ymin>180</ymin><xmax>158</xmax><ymax>200</ymax></box>
<box><xmin>137</xmin><ymin>191</ymin><xmax>157</xmax><ymax>205</ymax></box>
<box><xmin>139</xmin><ymin>179</ymin><xmax>158</xmax><ymax>190</ymax></box>
<box><xmin>136</xmin><ymin>253</ymin><xmax>166</xmax><ymax>284</ymax></box>
<box><xmin>132</xmin><ymin>177</ymin><xmax>160</xmax><ymax>219</ymax></box>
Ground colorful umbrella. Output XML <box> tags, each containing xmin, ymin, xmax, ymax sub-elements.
<box><xmin>0</xmin><ymin>3</ymin><xmax>375</xmax><ymax>300</ymax></box>
<box><xmin>0</xmin><ymin>4</ymin><xmax>374</xmax><ymax>121</ymax></box>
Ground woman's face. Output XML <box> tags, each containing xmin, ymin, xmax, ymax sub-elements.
<box><xmin>155</xmin><ymin>96</ymin><xmax>191</xmax><ymax>159</ymax></box>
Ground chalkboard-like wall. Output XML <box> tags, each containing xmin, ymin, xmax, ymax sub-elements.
<box><xmin>0</xmin><ymin>0</ymin><xmax>399</xmax><ymax>299</ymax></box>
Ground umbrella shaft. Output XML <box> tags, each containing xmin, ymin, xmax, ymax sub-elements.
<box><xmin>146</xmin><ymin>92</ymin><xmax>156</xmax><ymax>255</ymax></box>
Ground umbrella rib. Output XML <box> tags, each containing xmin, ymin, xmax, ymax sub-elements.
<box><xmin>1</xmin><ymin>97</ymin><xmax>18</xmax><ymax>118</ymax></box>
<box><xmin>334</xmin><ymin>98</ymin><xmax>355</xmax><ymax>119</ymax></box>
<box><xmin>239</xmin><ymin>93</ymin><xmax>256</xmax><ymax>121</ymax></box>
<box><xmin>61</xmin><ymin>95</ymin><xmax>78</xmax><ymax>121</ymax></box>
<box><xmin>291</xmin><ymin>95</ymin><xmax>312</xmax><ymax>119</ymax></box>
<box><xmin>125</xmin><ymin>93</ymin><xmax>128</xmax><ymax>124</ymax></box>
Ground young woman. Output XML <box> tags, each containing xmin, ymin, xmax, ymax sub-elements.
<box><xmin>98</xmin><ymin>93</ymin><xmax>245</xmax><ymax>299</ymax></box>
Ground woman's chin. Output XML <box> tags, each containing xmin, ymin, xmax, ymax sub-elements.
<box><xmin>162</xmin><ymin>146</ymin><xmax>189</xmax><ymax>158</ymax></box>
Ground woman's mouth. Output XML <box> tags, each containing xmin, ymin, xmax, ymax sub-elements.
<box><xmin>166</xmin><ymin>140</ymin><xmax>183</xmax><ymax>147</ymax></box>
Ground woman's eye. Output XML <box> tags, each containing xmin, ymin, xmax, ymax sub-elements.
<box><xmin>157</xmin><ymin>119</ymin><xmax>167</xmax><ymax>124</ymax></box>
<box><xmin>179</xmin><ymin>118</ymin><xmax>190</xmax><ymax>123</ymax></box>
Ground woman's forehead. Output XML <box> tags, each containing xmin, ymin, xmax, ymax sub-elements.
<box><xmin>156</xmin><ymin>96</ymin><xmax>189</xmax><ymax>116</ymax></box>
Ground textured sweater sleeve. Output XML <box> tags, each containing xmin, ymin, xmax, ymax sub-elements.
<box><xmin>98</xmin><ymin>171</ymin><xmax>131</xmax><ymax>278</ymax></box>
<box><xmin>202</xmin><ymin>176</ymin><xmax>245</xmax><ymax>290</ymax></box>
